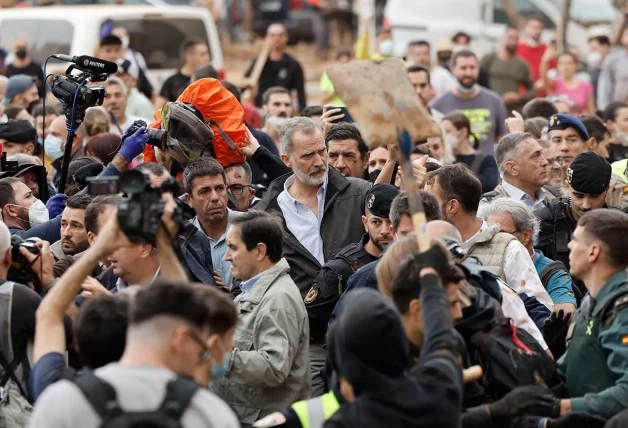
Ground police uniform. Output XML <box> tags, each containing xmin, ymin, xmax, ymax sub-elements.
<box><xmin>535</xmin><ymin>151</ymin><xmax>613</xmax><ymax>271</ymax></box>
<box><xmin>557</xmin><ymin>270</ymin><xmax>628</xmax><ymax>418</ymax></box>
<box><xmin>304</xmin><ymin>184</ymin><xmax>399</xmax><ymax>343</ymax></box>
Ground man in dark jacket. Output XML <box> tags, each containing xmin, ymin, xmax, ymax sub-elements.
<box><xmin>254</xmin><ymin>116</ymin><xmax>370</xmax><ymax>396</ymax></box>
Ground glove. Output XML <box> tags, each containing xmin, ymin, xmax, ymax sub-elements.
<box><xmin>487</xmin><ymin>385</ymin><xmax>560</xmax><ymax>420</ymax></box>
<box><xmin>119</xmin><ymin>126</ymin><xmax>149</xmax><ymax>161</ymax></box>
<box><xmin>546</xmin><ymin>412</ymin><xmax>607</xmax><ymax>428</ymax></box>
<box><xmin>543</xmin><ymin>309</ymin><xmax>573</xmax><ymax>359</ymax></box>
<box><xmin>414</xmin><ymin>242</ymin><xmax>450</xmax><ymax>278</ymax></box>
<box><xmin>46</xmin><ymin>193</ymin><xmax>68</xmax><ymax>219</ymax></box>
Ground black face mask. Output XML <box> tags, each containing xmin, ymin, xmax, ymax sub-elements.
<box><xmin>438</xmin><ymin>53</ymin><xmax>451</xmax><ymax>63</ymax></box>
<box><xmin>15</xmin><ymin>49</ymin><xmax>28</xmax><ymax>60</ymax></box>
<box><xmin>368</xmin><ymin>169</ymin><xmax>382</xmax><ymax>183</ymax></box>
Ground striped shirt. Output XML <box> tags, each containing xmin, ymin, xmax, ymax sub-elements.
<box><xmin>277</xmin><ymin>175</ymin><xmax>328</xmax><ymax>265</ymax></box>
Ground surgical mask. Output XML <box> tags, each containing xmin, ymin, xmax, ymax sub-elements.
<box><xmin>379</xmin><ymin>39</ymin><xmax>394</xmax><ymax>57</ymax></box>
<box><xmin>11</xmin><ymin>199</ymin><xmax>49</xmax><ymax>227</ymax></box>
<box><xmin>209</xmin><ymin>349</ymin><xmax>231</xmax><ymax>381</ymax></box>
<box><xmin>37</xmin><ymin>137</ymin><xmax>43</xmax><ymax>146</ymax></box>
<box><xmin>368</xmin><ymin>169</ymin><xmax>382</xmax><ymax>183</ymax></box>
<box><xmin>44</xmin><ymin>135</ymin><xmax>65</xmax><ymax>160</ymax></box>
<box><xmin>445</xmin><ymin>132</ymin><xmax>462</xmax><ymax>150</ymax></box>
<box><xmin>617</xmin><ymin>129</ymin><xmax>628</xmax><ymax>146</ymax></box>
<box><xmin>15</xmin><ymin>49</ymin><xmax>27</xmax><ymax>60</ymax></box>
<box><xmin>456</xmin><ymin>81</ymin><xmax>477</xmax><ymax>94</ymax></box>
<box><xmin>120</xmin><ymin>36</ymin><xmax>130</xmax><ymax>50</ymax></box>
<box><xmin>587</xmin><ymin>51</ymin><xmax>602</xmax><ymax>68</ymax></box>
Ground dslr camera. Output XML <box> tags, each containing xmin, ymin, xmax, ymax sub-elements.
<box><xmin>126</xmin><ymin>120</ymin><xmax>167</xmax><ymax>148</ymax></box>
<box><xmin>88</xmin><ymin>170</ymin><xmax>186</xmax><ymax>244</ymax></box>
<box><xmin>9</xmin><ymin>236</ymin><xmax>42</xmax><ymax>292</ymax></box>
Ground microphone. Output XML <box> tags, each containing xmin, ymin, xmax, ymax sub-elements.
<box><xmin>52</xmin><ymin>54</ymin><xmax>118</xmax><ymax>74</ymax></box>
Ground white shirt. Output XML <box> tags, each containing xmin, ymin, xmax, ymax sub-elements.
<box><xmin>499</xmin><ymin>283</ymin><xmax>548</xmax><ymax>351</ymax></box>
<box><xmin>109</xmin><ymin>114</ymin><xmax>147</xmax><ymax>136</ymax></box>
<box><xmin>501</xmin><ymin>180</ymin><xmax>547</xmax><ymax>212</ymax></box>
<box><xmin>463</xmin><ymin>219</ymin><xmax>554</xmax><ymax>311</ymax></box>
<box><xmin>430</xmin><ymin>66</ymin><xmax>457</xmax><ymax>99</ymax></box>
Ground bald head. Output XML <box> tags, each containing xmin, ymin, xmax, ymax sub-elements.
<box><xmin>426</xmin><ymin>220</ymin><xmax>463</xmax><ymax>244</ymax></box>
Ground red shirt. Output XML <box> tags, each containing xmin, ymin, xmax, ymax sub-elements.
<box><xmin>516</xmin><ymin>42</ymin><xmax>547</xmax><ymax>82</ymax></box>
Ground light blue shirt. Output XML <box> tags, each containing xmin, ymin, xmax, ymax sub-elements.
<box><xmin>114</xmin><ymin>266</ymin><xmax>160</xmax><ymax>293</ymax></box>
<box><xmin>277</xmin><ymin>175</ymin><xmax>328</xmax><ymax>265</ymax></box>
<box><xmin>501</xmin><ymin>179</ymin><xmax>547</xmax><ymax>211</ymax></box>
<box><xmin>192</xmin><ymin>208</ymin><xmax>242</xmax><ymax>289</ymax></box>
<box><xmin>240</xmin><ymin>269</ymin><xmax>268</xmax><ymax>297</ymax></box>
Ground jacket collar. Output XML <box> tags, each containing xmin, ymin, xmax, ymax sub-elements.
<box><xmin>238</xmin><ymin>258</ymin><xmax>291</xmax><ymax>305</ymax></box>
<box><xmin>592</xmin><ymin>270</ymin><xmax>628</xmax><ymax>316</ymax></box>
<box><xmin>462</xmin><ymin>218</ymin><xmax>501</xmax><ymax>250</ymax></box>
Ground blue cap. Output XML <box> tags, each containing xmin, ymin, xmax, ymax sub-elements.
<box><xmin>547</xmin><ymin>114</ymin><xmax>589</xmax><ymax>142</ymax></box>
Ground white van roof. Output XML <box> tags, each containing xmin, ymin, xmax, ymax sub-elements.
<box><xmin>0</xmin><ymin>5</ymin><xmax>211</xmax><ymax>18</ymax></box>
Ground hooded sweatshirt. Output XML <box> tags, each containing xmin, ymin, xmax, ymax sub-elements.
<box><xmin>325</xmin><ymin>284</ymin><xmax>463</xmax><ymax>428</ymax></box>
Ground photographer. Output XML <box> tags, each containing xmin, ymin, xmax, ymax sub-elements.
<box><xmin>29</xmin><ymin>193</ymin><xmax>190</xmax><ymax>401</ymax></box>
<box><xmin>0</xmin><ymin>177</ymin><xmax>62</xmax><ymax>244</ymax></box>
<box><xmin>0</xmin><ymin>221</ymin><xmax>72</xmax><ymax>403</ymax></box>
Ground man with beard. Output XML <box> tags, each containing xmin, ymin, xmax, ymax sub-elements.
<box><xmin>432</xmin><ymin>50</ymin><xmax>508</xmax><ymax>157</ymax></box>
<box><xmin>103</xmin><ymin>77</ymin><xmax>148</xmax><ymax>136</ymax></box>
<box><xmin>254</xmin><ymin>117</ymin><xmax>370</xmax><ymax>396</ymax></box>
<box><xmin>535</xmin><ymin>151</ymin><xmax>615</xmax><ymax>270</ymax></box>
<box><xmin>326</xmin><ymin>123</ymin><xmax>369</xmax><ymax>179</ymax></box>
<box><xmin>480</xmin><ymin>27</ymin><xmax>535</xmax><ymax>113</ymax></box>
<box><xmin>184</xmin><ymin>158</ymin><xmax>243</xmax><ymax>290</ymax></box>
<box><xmin>51</xmin><ymin>194</ymin><xmax>92</xmax><ymax>263</ymax></box>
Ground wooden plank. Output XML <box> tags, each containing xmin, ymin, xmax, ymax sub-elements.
<box><xmin>327</xmin><ymin>58</ymin><xmax>441</xmax><ymax>147</ymax></box>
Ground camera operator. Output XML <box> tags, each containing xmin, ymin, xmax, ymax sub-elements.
<box><xmin>0</xmin><ymin>221</ymin><xmax>72</xmax><ymax>403</ymax></box>
<box><xmin>29</xmin><ymin>193</ymin><xmax>193</xmax><ymax>401</ymax></box>
<box><xmin>0</xmin><ymin>177</ymin><xmax>63</xmax><ymax>244</ymax></box>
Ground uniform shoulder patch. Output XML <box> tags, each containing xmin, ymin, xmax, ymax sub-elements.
<box><xmin>304</xmin><ymin>288</ymin><xmax>318</xmax><ymax>304</ymax></box>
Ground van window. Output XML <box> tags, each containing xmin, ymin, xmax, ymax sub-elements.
<box><xmin>113</xmin><ymin>18</ymin><xmax>210</xmax><ymax>70</ymax></box>
<box><xmin>0</xmin><ymin>19</ymin><xmax>73</xmax><ymax>66</ymax></box>
<box><xmin>493</xmin><ymin>0</ymin><xmax>554</xmax><ymax>29</ymax></box>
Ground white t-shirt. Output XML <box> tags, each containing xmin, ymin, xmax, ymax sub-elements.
<box><xmin>30</xmin><ymin>364</ymin><xmax>240</xmax><ymax>428</ymax></box>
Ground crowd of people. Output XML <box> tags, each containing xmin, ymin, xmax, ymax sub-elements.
<box><xmin>0</xmin><ymin>8</ymin><xmax>627</xmax><ymax>428</ymax></box>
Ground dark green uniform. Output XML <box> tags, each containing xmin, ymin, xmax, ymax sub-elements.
<box><xmin>557</xmin><ymin>270</ymin><xmax>628</xmax><ymax>418</ymax></box>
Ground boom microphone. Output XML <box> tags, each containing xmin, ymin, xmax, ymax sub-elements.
<box><xmin>52</xmin><ymin>54</ymin><xmax>118</xmax><ymax>74</ymax></box>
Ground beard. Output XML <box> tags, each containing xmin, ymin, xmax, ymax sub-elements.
<box><xmin>369</xmin><ymin>231</ymin><xmax>393</xmax><ymax>252</ymax></box>
<box><xmin>62</xmin><ymin>238</ymin><xmax>90</xmax><ymax>256</ymax></box>
<box><xmin>505</xmin><ymin>45</ymin><xmax>517</xmax><ymax>55</ymax></box>
<box><xmin>293</xmin><ymin>164</ymin><xmax>328</xmax><ymax>186</ymax></box>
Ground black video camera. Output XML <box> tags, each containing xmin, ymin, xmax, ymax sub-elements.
<box><xmin>126</xmin><ymin>120</ymin><xmax>167</xmax><ymax>148</ymax></box>
<box><xmin>8</xmin><ymin>236</ymin><xmax>42</xmax><ymax>292</ymax></box>
<box><xmin>88</xmin><ymin>170</ymin><xmax>186</xmax><ymax>244</ymax></box>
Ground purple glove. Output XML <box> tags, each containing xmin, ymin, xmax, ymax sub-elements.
<box><xmin>119</xmin><ymin>126</ymin><xmax>149</xmax><ymax>161</ymax></box>
<box><xmin>46</xmin><ymin>193</ymin><xmax>68</xmax><ymax>219</ymax></box>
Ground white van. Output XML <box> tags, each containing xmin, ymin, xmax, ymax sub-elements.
<box><xmin>384</xmin><ymin>0</ymin><xmax>617</xmax><ymax>60</ymax></box>
<box><xmin>0</xmin><ymin>5</ymin><xmax>224</xmax><ymax>89</ymax></box>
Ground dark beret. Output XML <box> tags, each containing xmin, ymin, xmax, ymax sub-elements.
<box><xmin>547</xmin><ymin>114</ymin><xmax>589</xmax><ymax>141</ymax></box>
<box><xmin>365</xmin><ymin>183</ymin><xmax>399</xmax><ymax>218</ymax></box>
<box><xmin>567</xmin><ymin>151</ymin><xmax>611</xmax><ymax>194</ymax></box>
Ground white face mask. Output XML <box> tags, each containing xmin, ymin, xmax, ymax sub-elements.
<box><xmin>445</xmin><ymin>132</ymin><xmax>462</xmax><ymax>150</ymax></box>
<box><xmin>120</xmin><ymin>35</ymin><xmax>130</xmax><ymax>50</ymax></box>
<box><xmin>617</xmin><ymin>129</ymin><xmax>628</xmax><ymax>147</ymax></box>
<box><xmin>44</xmin><ymin>135</ymin><xmax>65</xmax><ymax>161</ymax></box>
<box><xmin>379</xmin><ymin>39</ymin><xmax>394</xmax><ymax>57</ymax></box>
<box><xmin>587</xmin><ymin>51</ymin><xmax>602</xmax><ymax>68</ymax></box>
<box><xmin>10</xmin><ymin>199</ymin><xmax>49</xmax><ymax>228</ymax></box>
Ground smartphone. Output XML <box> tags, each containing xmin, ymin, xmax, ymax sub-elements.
<box><xmin>331</xmin><ymin>106</ymin><xmax>354</xmax><ymax>124</ymax></box>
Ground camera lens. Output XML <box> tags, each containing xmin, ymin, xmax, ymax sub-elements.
<box><xmin>119</xmin><ymin>170</ymin><xmax>148</xmax><ymax>194</ymax></box>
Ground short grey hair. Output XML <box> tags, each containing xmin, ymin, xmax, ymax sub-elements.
<box><xmin>279</xmin><ymin>117</ymin><xmax>321</xmax><ymax>156</ymax></box>
<box><xmin>104</xmin><ymin>76</ymin><xmax>128</xmax><ymax>97</ymax></box>
<box><xmin>477</xmin><ymin>197</ymin><xmax>540</xmax><ymax>246</ymax></box>
<box><xmin>495</xmin><ymin>132</ymin><xmax>533</xmax><ymax>175</ymax></box>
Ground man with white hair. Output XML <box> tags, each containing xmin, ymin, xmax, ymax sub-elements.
<box><xmin>102</xmin><ymin>77</ymin><xmax>148</xmax><ymax>135</ymax></box>
<box><xmin>254</xmin><ymin>116</ymin><xmax>370</xmax><ymax>396</ymax></box>
<box><xmin>480</xmin><ymin>132</ymin><xmax>559</xmax><ymax>211</ymax></box>
<box><xmin>479</xmin><ymin>198</ymin><xmax>577</xmax><ymax>316</ymax></box>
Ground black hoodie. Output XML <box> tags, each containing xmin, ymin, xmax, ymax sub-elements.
<box><xmin>325</xmin><ymin>283</ymin><xmax>463</xmax><ymax>428</ymax></box>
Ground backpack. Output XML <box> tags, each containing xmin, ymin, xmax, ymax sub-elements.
<box><xmin>150</xmin><ymin>78</ymin><xmax>247</xmax><ymax>168</ymax></box>
<box><xmin>72</xmin><ymin>372</ymin><xmax>199</xmax><ymax>428</ymax></box>
<box><xmin>469</xmin><ymin>317</ymin><xmax>557</xmax><ymax>400</ymax></box>
<box><xmin>0</xmin><ymin>281</ymin><xmax>32</xmax><ymax>428</ymax></box>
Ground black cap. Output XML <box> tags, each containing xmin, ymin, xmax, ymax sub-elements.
<box><xmin>0</xmin><ymin>119</ymin><xmax>37</xmax><ymax>144</ymax></box>
<box><xmin>547</xmin><ymin>114</ymin><xmax>589</xmax><ymax>142</ymax></box>
<box><xmin>567</xmin><ymin>151</ymin><xmax>611</xmax><ymax>194</ymax></box>
<box><xmin>365</xmin><ymin>183</ymin><xmax>399</xmax><ymax>218</ymax></box>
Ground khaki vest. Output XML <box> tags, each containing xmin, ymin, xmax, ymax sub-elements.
<box><xmin>467</xmin><ymin>226</ymin><xmax>516</xmax><ymax>282</ymax></box>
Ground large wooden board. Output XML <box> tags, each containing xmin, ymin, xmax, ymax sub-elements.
<box><xmin>327</xmin><ymin>58</ymin><xmax>442</xmax><ymax>147</ymax></box>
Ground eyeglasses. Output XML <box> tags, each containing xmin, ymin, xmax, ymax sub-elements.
<box><xmin>228</xmin><ymin>184</ymin><xmax>252</xmax><ymax>196</ymax></box>
<box><xmin>188</xmin><ymin>328</ymin><xmax>212</xmax><ymax>364</ymax></box>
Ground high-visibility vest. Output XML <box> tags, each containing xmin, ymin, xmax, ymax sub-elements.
<box><xmin>291</xmin><ymin>391</ymin><xmax>340</xmax><ymax>428</ymax></box>
<box><xmin>612</xmin><ymin>159</ymin><xmax>628</xmax><ymax>182</ymax></box>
